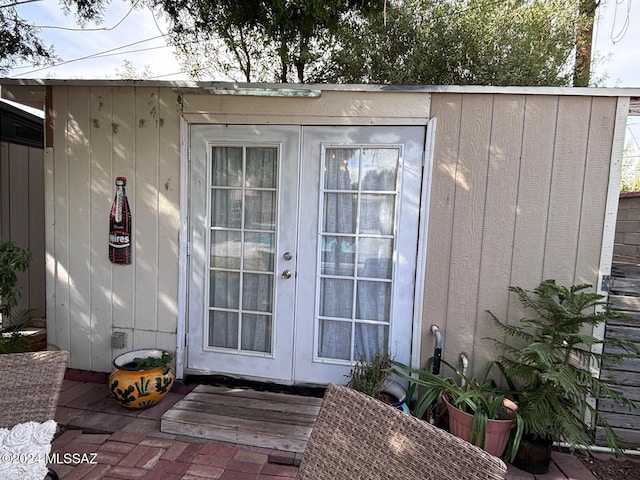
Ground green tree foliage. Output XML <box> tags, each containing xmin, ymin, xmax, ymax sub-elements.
<box><xmin>152</xmin><ymin>0</ymin><xmax>384</xmax><ymax>83</ymax></box>
<box><xmin>0</xmin><ymin>0</ymin><xmax>108</xmax><ymax>74</ymax></box>
<box><xmin>321</xmin><ymin>0</ymin><xmax>581</xmax><ymax>85</ymax></box>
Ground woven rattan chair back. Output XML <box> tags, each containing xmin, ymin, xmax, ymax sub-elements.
<box><xmin>297</xmin><ymin>382</ymin><xmax>507</xmax><ymax>480</ymax></box>
<box><xmin>0</xmin><ymin>351</ymin><xmax>69</xmax><ymax>428</ymax></box>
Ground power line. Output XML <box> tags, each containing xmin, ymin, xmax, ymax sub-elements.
<box><xmin>9</xmin><ymin>34</ymin><xmax>168</xmax><ymax>76</ymax></box>
<box><xmin>33</xmin><ymin>2</ymin><xmax>138</xmax><ymax>31</ymax></box>
<box><xmin>611</xmin><ymin>0</ymin><xmax>632</xmax><ymax>43</ymax></box>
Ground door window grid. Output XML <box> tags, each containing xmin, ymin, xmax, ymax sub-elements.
<box><xmin>315</xmin><ymin>146</ymin><xmax>401</xmax><ymax>364</ymax></box>
<box><xmin>206</xmin><ymin>145</ymin><xmax>278</xmax><ymax>355</ymax></box>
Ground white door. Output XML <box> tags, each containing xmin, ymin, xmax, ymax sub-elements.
<box><xmin>187</xmin><ymin>124</ymin><xmax>425</xmax><ymax>385</ymax></box>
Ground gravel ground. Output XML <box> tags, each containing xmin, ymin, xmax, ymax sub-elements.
<box><xmin>580</xmin><ymin>452</ymin><xmax>640</xmax><ymax>480</ymax></box>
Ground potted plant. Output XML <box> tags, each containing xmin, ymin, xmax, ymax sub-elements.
<box><xmin>108</xmin><ymin>348</ymin><xmax>175</xmax><ymax>409</ymax></box>
<box><xmin>0</xmin><ymin>241</ymin><xmax>36</xmax><ymax>354</ymax></box>
<box><xmin>392</xmin><ymin>358</ymin><xmax>523</xmax><ymax>461</ymax></box>
<box><xmin>347</xmin><ymin>351</ymin><xmax>408</xmax><ymax>411</ymax></box>
<box><xmin>487</xmin><ymin>280</ymin><xmax>640</xmax><ymax>473</ymax></box>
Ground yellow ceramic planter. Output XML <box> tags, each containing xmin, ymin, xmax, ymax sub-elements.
<box><xmin>108</xmin><ymin>349</ymin><xmax>175</xmax><ymax>409</ymax></box>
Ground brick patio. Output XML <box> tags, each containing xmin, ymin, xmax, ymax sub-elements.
<box><xmin>50</xmin><ymin>371</ymin><xmax>607</xmax><ymax>479</ymax></box>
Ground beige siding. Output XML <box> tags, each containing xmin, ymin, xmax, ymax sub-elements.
<box><xmin>0</xmin><ymin>141</ymin><xmax>45</xmax><ymax>319</ymax></box>
<box><xmin>425</xmin><ymin>93</ymin><xmax>618</xmax><ymax>377</ymax></box>
<box><xmin>47</xmin><ymin>86</ymin><xmax>181</xmax><ymax>370</ymax></box>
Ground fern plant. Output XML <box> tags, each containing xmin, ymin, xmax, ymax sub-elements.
<box><xmin>487</xmin><ymin>279</ymin><xmax>639</xmax><ymax>455</ymax></box>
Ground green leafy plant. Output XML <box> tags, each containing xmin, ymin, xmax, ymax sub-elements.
<box><xmin>487</xmin><ymin>280</ymin><xmax>639</xmax><ymax>455</ymax></box>
<box><xmin>122</xmin><ymin>351</ymin><xmax>174</xmax><ymax>370</ymax></box>
<box><xmin>0</xmin><ymin>309</ymin><xmax>36</xmax><ymax>354</ymax></box>
<box><xmin>392</xmin><ymin>358</ymin><xmax>523</xmax><ymax>462</ymax></box>
<box><xmin>347</xmin><ymin>351</ymin><xmax>393</xmax><ymax>399</ymax></box>
<box><xmin>0</xmin><ymin>241</ymin><xmax>31</xmax><ymax>319</ymax></box>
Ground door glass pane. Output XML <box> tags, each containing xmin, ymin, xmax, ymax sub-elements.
<box><xmin>212</xmin><ymin>147</ymin><xmax>243</xmax><ymax>186</ymax></box>
<box><xmin>242</xmin><ymin>273</ymin><xmax>273</xmax><ymax>312</ymax></box>
<box><xmin>209</xmin><ymin>311</ymin><xmax>238</xmax><ymax>349</ymax></box>
<box><xmin>245</xmin><ymin>191</ymin><xmax>276</xmax><ymax>230</ymax></box>
<box><xmin>211</xmin><ymin>231</ymin><xmax>241</xmax><ymax>269</ymax></box>
<box><xmin>361</xmin><ymin>148</ymin><xmax>398</xmax><ymax>191</ymax></box>
<box><xmin>316</xmin><ymin>146</ymin><xmax>400</xmax><ymax>363</ymax></box>
<box><xmin>210</xmin><ymin>271</ymin><xmax>239</xmax><ymax>309</ymax></box>
<box><xmin>325</xmin><ymin>148</ymin><xmax>359</xmax><ymax>190</ymax></box>
<box><xmin>323</xmin><ymin>193</ymin><xmax>356</xmax><ymax>233</ymax></box>
<box><xmin>319</xmin><ymin>278</ymin><xmax>353</xmax><ymax>318</ymax></box>
<box><xmin>241</xmin><ymin>314</ymin><xmax>272</xmax><ymax>353</ymax></box>
<box><xmin>321</xmin><ymin>236</ymin><xmax>355</xmax><ymax>276</ymax></box>
<box><xmin>208</xmin><ymin>145</ymin><xmax>277</xmax><ymax>354</ymax></box>
<box><xmin>243</xmin><ymin>232</ymin><xmax>274</xmax><ymax>271</ymax></box>
<box><xmin>318</xmin><ymin>320</ymin><xmax>351</xmax><ymax>360</ymax></box>
<box><xmin>246</xmin><ymin>148</ymin><xmax>277</xmax><ymax>188</ymax></box>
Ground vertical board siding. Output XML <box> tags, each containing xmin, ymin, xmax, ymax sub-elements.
<box><xmin>427</xmin><ymin>93</ymin><xmax>617</xmax><ymax>378</ymax></box>
<box><xmin>134</xmin><ymin>88</ymin><xmax>160</xmax><ymax>335</ymax></box>
<box><xmin>575</xmin><ymin>97</ymin><xmax>617</xmax><ymax>284</ymax></box>
<box><xmin>112</xmin><ymin>87</ymin><xmax>136</xmax><ymax>333</ymax></box>
<box><xmin>0</xmin><ymin>141</ymin><xmax>45</xmax><ymax>319</ymax></box>
<box><xmin>543</xmin><ymin>96</ymin><xmax>592</xmax><ymax>284</ymax></box>
<box><xmin>48</xmin><ymin>86</ymin><xmax>180</xmax><ymax>371</ymax></box>
<box><xmin>473</xmin><ymin>95</ymin><xmax>525</xmax><ymax>368</ymax></box>
<box><xmin>423</xmin><ymin>94</ymin><xmax>460</xmax><ymax>359</ymax></box>
<box><xmin>444</xmin><ymin>94</ymin><xmax>493</xmax><ymax>368</ymax></box>
<box><xmin>90</xmin><ymin>87</ymin><xmax>115</xmax><ymax>371</ymax></box>
<box><xmin>157</xmin><ymin>88</ymin><xmax>181</xmax><ymax>334</ymax></box>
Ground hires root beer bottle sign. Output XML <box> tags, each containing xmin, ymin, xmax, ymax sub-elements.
<box><xmin>109</xmin><ymin>176</ymin><xmax>132</xmax><ymax>265</ymax></box>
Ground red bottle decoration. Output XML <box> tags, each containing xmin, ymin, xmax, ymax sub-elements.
<box><xmin>109</xmin><ymin>176</ymin><xmax>132</xmax><ymax>265</ymax></box>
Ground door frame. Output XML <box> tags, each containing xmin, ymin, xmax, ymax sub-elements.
<box><xmin>175</xmin><ymin>118</ymin><xmax>435</xmax><ymax>381</ymax></box>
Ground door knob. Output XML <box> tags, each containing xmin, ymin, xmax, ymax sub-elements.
<box><xmin>281</xmin><ymin>270</ymin><xmax>292</xmax><ymax>279</ymax></box>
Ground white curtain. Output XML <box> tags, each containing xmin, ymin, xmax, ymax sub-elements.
<box><xmin>208</xmin><ymin>146</ymin><xmax>276</xmax><ymax>354</ymax></box>
<box><xmin>318</xmin><ymin>148</ymin><xmax>397</xmax><ymax>362</ymax></box>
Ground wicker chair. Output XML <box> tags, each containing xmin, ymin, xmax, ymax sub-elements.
<box><xmin>0</xmin><ymin>351</ymin><xmax>69</xmax><ymax>480</ymax></box>
<box><xmin>297</xmin><ymin>382</ymin><xmax>507</xmax><ymax>480</ymax></box>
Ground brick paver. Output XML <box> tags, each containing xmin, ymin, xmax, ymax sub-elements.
<box><xmin>50</xmin><ymin>377</ymin><xmax>589</xmax><ymax>480</ymax></box>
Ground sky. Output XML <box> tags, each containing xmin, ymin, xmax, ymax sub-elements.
<box><xmin>6</xmin><ymin>0</ymin><xmax>187</xmax><ymax>80</ymax></box>
<box><xmin>2</xmin><ymin>0</ymin><xmax>639</xmax><ymax>86</ymax></box>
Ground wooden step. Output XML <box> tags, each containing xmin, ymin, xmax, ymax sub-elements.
<box><xmin>160</xmin><ymin>384</ymin><xmax>322</xmax><ymax>452</ymax></box>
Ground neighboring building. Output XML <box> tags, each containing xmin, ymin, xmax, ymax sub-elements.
<box><xmin>0</xmin><ymin>100</ymin><xmax>46</xmax><ymax>323</ymax></box>
<box><xmin>0</xmin><ymin>81</ymin><xmax>636</xmax><ymax>388</ymax></box>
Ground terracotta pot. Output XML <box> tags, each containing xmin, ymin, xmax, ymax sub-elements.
<box><xmin>443</xmin><ymin>394</ymin><xmax>514</xmax><ymax>457</ymax></box>
<box><xmin>108</xmin><ymin>349</ymin><xmax>175</xmax><ymax>409</ymax></box>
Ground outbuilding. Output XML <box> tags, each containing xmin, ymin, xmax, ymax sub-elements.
<box><xmin>0</xmin><ymin>80</ymin><xmax>636</xmax><ymax>389</ymax></box>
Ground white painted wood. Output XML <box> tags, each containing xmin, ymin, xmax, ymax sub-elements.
<box><xmin>176</xmin><ymin>117</ymin><xmax>189</xmax><ymax>379</ymax></box>
<box><xmin>156</xmin><ymin>88</ymin><xmax>181</xmax><ymax>334</ymax></box>
<box><xmin>412</xmin><ymin>117</ymin><xmax>436</xmax><ymax>370</ymax></box>
<box><xmin>89</xmin><ymin>87</ymin><xmax>115</xmax><ymax>372</ymax></box>
<box><xmin>111</xmin><ymin>87</ymin><xmax>136</xmax><ymax>332</ymax></box>
<box><xmin>294</xmin><ymin>126</ymin><xmax>424</xmax><ymax>384</ymax></box>
<box><xmin>187</xmin><ymin>124</ymin><xmax>300</xmax><ymax>380</ymax></box>
<box><xmin>66</xmin><ymin>87</ymin><xmax>92</xmax><ymax>369</ymax></box>
<box><xmin>134</xmin><ymin>87</ymin><xmax>159</xmax><ymax>332</ymax></box>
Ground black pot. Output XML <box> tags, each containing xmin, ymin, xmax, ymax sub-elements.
<box><xmin>512</xmin><ymin>435</ymin><xmax>553</xmax><ymax>474</ymax></box>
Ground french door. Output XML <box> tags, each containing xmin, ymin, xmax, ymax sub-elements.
<box><xmin>186</xmin><ymin>124</ymin><xmax>425</xmax><ymax>384</ymax></box>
